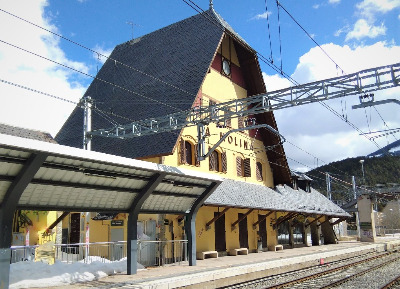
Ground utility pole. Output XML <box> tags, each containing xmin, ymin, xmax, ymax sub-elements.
<box><xmin>326</xmin><ymin>173</ymin><xmax>331</xmax><ymax>200</ymax></box>
<box><xmin>82</xmin><ymin>95</ymin><xmax>92</xmax><ymax>259</ymax></box>
<box><xmin>83</xmin><ymin>96</ymin><xmax>92</xmax><ymax>151</ymax></box>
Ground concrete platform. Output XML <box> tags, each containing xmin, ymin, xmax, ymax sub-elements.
<box><xmin>47</xmin><ymin>237</ymin><xmax>400</xmax><ymax>289</ymax></box>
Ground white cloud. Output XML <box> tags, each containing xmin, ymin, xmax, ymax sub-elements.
<box><xmin>329</xmin><ymin>0</ymin><xmax>341</xmax><ymax>4</ymax></box>
<box><xmin>252</xmin><ymin>11</ymin><xmax>272</xmax><ymax>20</ymax></box>
<box><xmin>262</xmin><ymin>72</ymin><xmax>291</xmax><ymax>92</ymax></box>
<box><xmin>334</xmin><ymin>25</ymin><xmax>350</xmax><ymax>37</ymax></box>
<box><xmin>265</xmin><ymin>41</ymin><xmax>400</xmax><ymax>171</ymax></box>
<box><xmin>0</xmin><ymin>0</ymin><xmax>88</xmax><ymax>136</ymax></box>
<box><xmin>357</xmin><ymin>0</ymin><xmax>400</xmax><ymax>20</ymax></box>
<box><xmin>345</xmin><ymin>19</ymin><xmax>386</xmax><ymax>41</ymax></box>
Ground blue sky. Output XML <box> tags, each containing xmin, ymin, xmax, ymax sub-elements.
<box><xmin>0</xmin><ymin>0</ymin><xmax>400</xmax><ymax>175</ymax></box>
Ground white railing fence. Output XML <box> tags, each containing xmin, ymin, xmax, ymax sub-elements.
<box><xmin>10</xmin><ymin>240</ymin><xmax>188</xmax><ymax>266</ymax></box>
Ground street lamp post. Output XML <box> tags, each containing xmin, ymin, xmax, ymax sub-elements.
<box><xmin>359</xmin><ymin>159</ymin><xmax>365</xmax><ymax>185</ymax></box>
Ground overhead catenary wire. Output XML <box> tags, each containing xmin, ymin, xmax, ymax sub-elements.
<box><xmin>179</xmin><ymin>0</ymin><xmax>385</xmax><ymax>161</ymax></box>
<box><xmin>276</xmin><ymin>1</ymin><xmax>345</xmax><ymax>75</ymax></box>
<box><xmin>0</xmin><ymin>39</ymin><xmax>183</xmax><ymax>113</ymax></box>
<box><xmin>276</xmin><ymin>0</ymin><xmax>283</xmax><ymax>73</ymax></box>
<box><xmin>0</xmin><ymin>78</ymin><xmax>138</xmax><ymax>125</ymax></box>
<box><xmin>2</xmin><ymin>3</ymin><xmax>389</xmax><ymax>156</ymax></box>
<box><xmin>275</xmin><ymin>1</ymin><xmax>393</xmax><ymax>149</ymax></box>
<box><xmin>264</xmin><ymin>0</ymin><xmax>274</xmax><ymax>63</ymax></box>
<box><xmin>0</xmin><ymin>8</ymin><xmax>197</xmax><ymax>103</ymax></box>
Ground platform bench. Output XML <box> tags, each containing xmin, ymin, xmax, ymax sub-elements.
<box><xmin>273</xmin><ymin>245</ymin><xmax>283</xmax><ymax>251</ymax></box>
<box><xmin>228</xmin><ymin>248</ymin><xmax>249</xmax><ymax>256</ymax></box>
<box><xmin>196</xmin><ymin>251</ymin><xmax>218</xmax><ymax>260</ymax></box>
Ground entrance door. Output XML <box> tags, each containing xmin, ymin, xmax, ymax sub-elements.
<box><xmin>238</xmin><ymin>213</ymin><xmax>249</xmax><ymax>248</ymax></box>
<box><xmin>214</xmin><ymin>212</ymin><xmax>226</xmax><ymax>252</ymax></box>
<box><xmin>69</xmin><ymin>213</ymin><xmax>81</xmax><ymax>254</ymax></box>
<box><xmin>69</xmin><ymin>213</ymin><xmax>80</xmax><ymax>244</ymax></box>
<box><xmin>258</xmin><ymin>214</ymin><xmax>267</xmax><ymax>249</ymax></box>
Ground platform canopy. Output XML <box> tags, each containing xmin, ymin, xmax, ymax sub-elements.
<box><xmin>0</xmin><ymin>133</ymin><xmax>222</xmax><ymax>214</ymax></box>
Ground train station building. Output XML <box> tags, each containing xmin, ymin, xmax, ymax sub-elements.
<box><xmin>1</xmin><ymin>6</ymin><xmax>349</xmax><ymax>288</ymax></box>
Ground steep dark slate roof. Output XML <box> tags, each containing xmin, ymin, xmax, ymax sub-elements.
<box><xmin>56</xmin><ymin>8</ymin><xmax>291</xmax><ymax>185</ymax></box>
<box><xmin>0</xmin><ymin>123</ymin><xmax>57</xmax><ymax>143</ymax></box>
<box><xmin>56</xmin><ymin>9</ymin><xmax>227</xmax><ymax>159</ymax></box>
<box><xmin>205</xmin><ymin>179</ymin><xmax>349</xmax><ymax>217</ymax></box>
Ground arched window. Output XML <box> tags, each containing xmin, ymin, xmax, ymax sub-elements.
<box><xmin>179</xmin><ymin>139</ymin><xmax>197</xmax><ymax>166</ymax></box>
<box><xmin>185</xmin><ymin>141</ymin><xmax>193</xmax><ymax>165</ymax></box>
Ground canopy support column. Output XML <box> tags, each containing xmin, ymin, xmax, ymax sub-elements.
<box><xmin>127</xmin><ymin>173</ymin><xmax>166</xmax><ymax>275</ymax></box>
<box><xmin>186</xmin><ymin>181</ymin><xmax>220</xmax><ymax>266</ymax></box>
<box><xmin>0</xmin><ymin>152</ymin><xmax>47</xmax><ymax>289</ymax></box>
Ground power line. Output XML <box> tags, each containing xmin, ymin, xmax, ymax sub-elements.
<box><xmin>264</xmin><ymin>0</ymin><xmax>274</xmax><ymax>63</ymax></box>
<box><xmin>0</xmin><ymin>8</ymin><xmax>197</xmax><ymax>108</ymax></box>
<box><xmin>0</xmin><ymin>39</ymin><xmax>183</xmax><ymax>113</ymax></box>
<box><xmin>276</xmin><ymin>1</ymin><xmax>345</xmax><ymax>75</ymax></box>
<box><xmin>275</xmin><ymin>2</ymin><xmax>392</xmax><ymax>151</ymax></box>
<box><xmin>0</xmin><ymin>78</ymin><xmax>137</xmax><ymax>125</ymax></box>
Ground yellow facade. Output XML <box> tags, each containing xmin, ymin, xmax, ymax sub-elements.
<box><xmin>139</xmin><ymin>34</ymin><xmax>281</xmax><ymax>253</ymax></box>
<box><xmin>12</xmin><ymin>34</ymin><xmax>313</xmax><ymax>257</ymax></box>
<box><xmin>14</xmin><ymin>211</ymin><xmax>58</xmax><ymax>246</ymax></box>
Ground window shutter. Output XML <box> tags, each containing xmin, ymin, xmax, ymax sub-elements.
<box><xmin>236</xmin><ymin>156</ymin><xmax>242</xmax><ymax>176</ymax></box>
<box><xmin>194</xmin><ymin>144</ymin><xmax>200</xmax><ymax>166</ymax></box>
<box><xmin>221</xmin><ymin>151</ymin><xmax>227</xmax><ymax>173</ymax></box>
<box><xmin>243</xmin><ymin>158</ymin><xmax>251</xmax><ymax>177</ymax></box>
<box><xmin>179</xmin><ymin>139</ymin><xmax>185</xmax><ymax>164</ymax></box>
<box><xmin>256</xmin><ymin>162</ymin><xmax>263</xmax><ymax>181</ymax></box>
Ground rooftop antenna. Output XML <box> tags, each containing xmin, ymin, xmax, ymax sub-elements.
<box><xmin>126</xmin><ymin>21</ymin><xmax>141</xmax><ymax>40</ymax></box>
<box><xmin>209</xmin><ymin>0</ymin><xmax>214</xmax><ymax>10</ymax></box>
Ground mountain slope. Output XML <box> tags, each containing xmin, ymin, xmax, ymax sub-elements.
<box><xmin>306</xmin><ymin>155</ymin><xmax>400</xmax><ymax>201</ymax></box>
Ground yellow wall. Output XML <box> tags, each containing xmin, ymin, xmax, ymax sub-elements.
<box><xmin>144</xmin><ymin>35</ymin><xmax>274</xmax><ymax>187</ymax></box>
<box><xmin>196</xmin><ymin>206</ymin><xmax>278</xmax><ymax>253</ymax></box>
<box><xmin>16</xmin><ymin>210</ymin><xmax>58</xmax><ymax>245</ymax></box>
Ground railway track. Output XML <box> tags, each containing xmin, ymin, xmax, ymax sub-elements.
<box><xmin>220</xmin><ymin>251</ymin><xmax>400</xmax><ymax>289</ymax></box>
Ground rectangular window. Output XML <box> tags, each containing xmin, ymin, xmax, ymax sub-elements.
<box><xmin>256</xmin><ymin>162</ymin><xmax>263</xmax><ymax>181</ymax></box>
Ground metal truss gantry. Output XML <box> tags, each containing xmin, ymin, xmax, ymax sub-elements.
<box><xmin>89</xmin><ymin>62</ymin><xmax>399</xmax><ymax>139</ymax></box>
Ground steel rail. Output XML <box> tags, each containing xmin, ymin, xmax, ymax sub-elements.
<box><xmin>381</xmin><ymin>275</ymin><xmax>400</xmax><ymax>289</ymax></box>
<box><xmin>262</xmin><ymin>252</ymin><xmax>391</xmax><ymax>289</ymax></box>
<box><xmin>320</xmin><ymin>254</ymin><xmax>400</xmax><ymax>289</ymax></box>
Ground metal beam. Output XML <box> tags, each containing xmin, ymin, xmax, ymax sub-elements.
<box><xmin>127</xmin><ymin>173</ymin><xmax>166</xmax><ymax>275</ymax></box>
<box><xmin>205</xmin><ymin>207</ymin><xmax>230</xmax><ymax>230</ymax></box>
<box><xmin>231</xmin><ymin>209</ymin><xmax>254</xmax><ymax>230</ymax></box>
<box><xmin>0</xmin><ymin>152</ymin><xmax>47</xmax><ymax>289</ymax></box>
<box><xmin>198</xmin><ymin>123</ymin><xmax>285</xmax><ymax>161</ymax></box>
<box><xmin>352</xmin><ymin>98</ymin><xmax>400</xmax><ymax>110</ymax></box>
<box><xmin>90</xmin><ymin>62</ymin><xmax>400</xmax><ymax>139</ymax></box>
